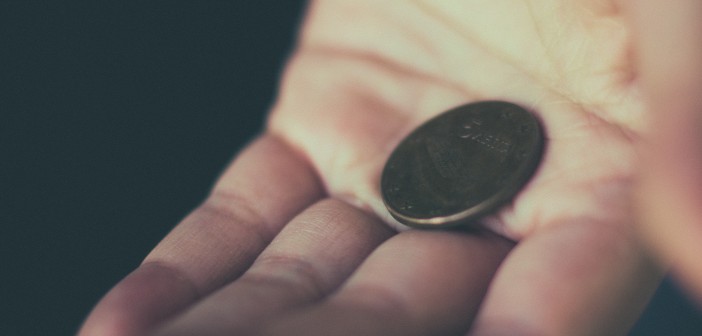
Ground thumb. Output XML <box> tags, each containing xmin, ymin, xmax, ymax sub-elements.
<box><xmin>631</xmin><ymin>0</ymin><xmax>702</xmax><ymax>302</ymax></box>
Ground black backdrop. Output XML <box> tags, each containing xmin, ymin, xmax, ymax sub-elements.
<box><xmin>1</xmin><ymin>2</ymin><xmax>700</xmax><ymax>335</ymax></box>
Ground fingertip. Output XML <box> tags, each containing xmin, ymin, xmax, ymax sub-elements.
<box><xmin>78</xmin><ymin>263</ymin><xmax>199</xmax><ymax>336</ymax></box>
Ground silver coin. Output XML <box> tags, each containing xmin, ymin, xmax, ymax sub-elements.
<box><xmin>381</xmin><ymin>101</ymin><xmax>545</xmax><ymax>228</ymax></box>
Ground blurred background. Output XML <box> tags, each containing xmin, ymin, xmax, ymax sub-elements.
<box><xmin>1</xmin><ymin>1</ymin><xmax>700</xmax><ymax>335</ymax></box>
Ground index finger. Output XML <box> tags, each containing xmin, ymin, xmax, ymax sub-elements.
<box><xmin>78</xmin><ymin>134</ymin><xmax>324</xmax><ymax>336</ymax></box>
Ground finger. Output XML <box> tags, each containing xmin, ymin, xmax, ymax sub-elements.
<box><xmin>78</xmin><ymin>134</ymin><xmax>324</xmax><ymax>336</ymax></box>
<box><xmin>470</xmin><ymin>220</ymin><xmax>662</xmax><ymax>336</ymax></box>
<box><xmin>629</xmin><ymin>0</ymin><xmax>702</xmax><ymax>300</ymax></box>
<box><xmin>259</xmin><ymin>229</ymin><xmax>513</xmax><ymax>336</ymax></box>
<box><xmin>153</xmin><ymin>198</ymin><xmax>394</xmax><ymax>336</ymax></box>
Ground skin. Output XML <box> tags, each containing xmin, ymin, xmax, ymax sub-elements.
<box><xmin>633</xmin><ymin>0</ymin><xmax>702</xmax><ymax>304</ymax></box>
<box><xmin>79</xmin><ymin>0</ymin><xmax>702</xmax><ymax>335</ymax></box>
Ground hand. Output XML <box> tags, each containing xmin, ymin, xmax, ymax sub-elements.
<box><xmin>79</xmin><ymin>1</ymin><xmax>673</xmax><ymax>335</ymax></box>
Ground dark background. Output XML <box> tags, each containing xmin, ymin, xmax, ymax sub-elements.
<box><xmin>1</xmin><ymin>2</ymin><xmax>700</xmax><ymax>335</ymax></box>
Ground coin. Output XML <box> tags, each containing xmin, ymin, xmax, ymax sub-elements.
<box><xmin>381</xmin><ymin>101</ymin><xmax>545</xmax><ymax>228</ymax></box>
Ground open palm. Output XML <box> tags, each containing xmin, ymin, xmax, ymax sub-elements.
<box><xmin>81</xmin><ymin>1</ymin><xmax>666</xmax><ymax>335</ymax></box>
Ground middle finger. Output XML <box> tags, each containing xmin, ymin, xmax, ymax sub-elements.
<box><xmin>154</xmin><ymin>198</ymin><xmax>394</xmax><ymax>336</ymax></box>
